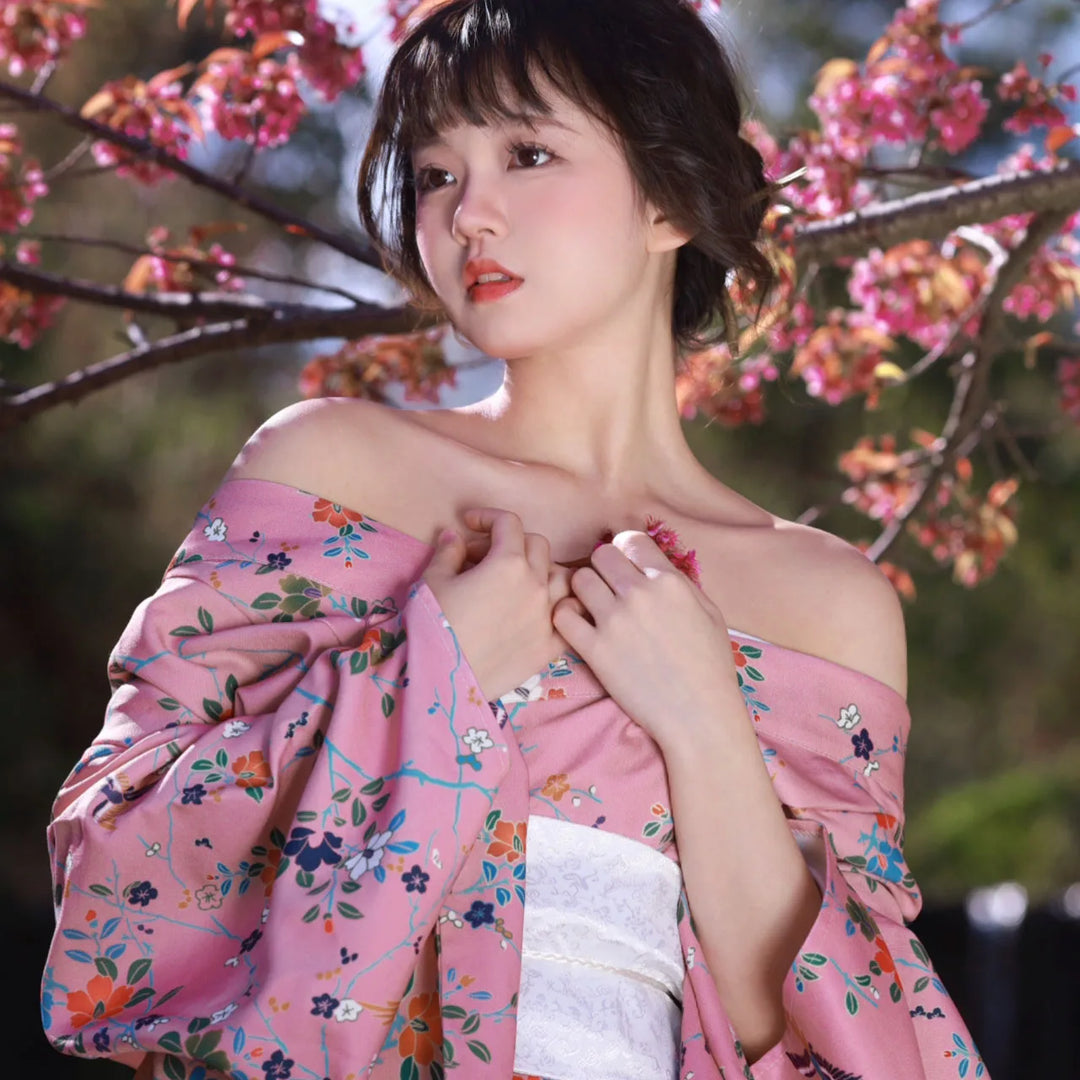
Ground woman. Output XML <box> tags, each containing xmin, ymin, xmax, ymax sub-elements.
<box><xmin>41</xmin><ymin>0</ymin><xmax>986</xmax><ymax>1077</ymax></box>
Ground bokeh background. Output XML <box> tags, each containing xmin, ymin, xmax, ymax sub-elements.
<box><xmin>6</xmin><ymin>0</ymin><xmax>1080</xmax><ymax>1075</ymax></box>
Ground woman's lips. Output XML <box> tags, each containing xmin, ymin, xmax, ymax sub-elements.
<box><xmin>467</xmin><ymin>278</ymin><xmax>523</xmax><ymax>303</ymax></box>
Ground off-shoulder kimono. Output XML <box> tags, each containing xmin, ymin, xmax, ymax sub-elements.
<box><xmin>41</xmin><ymin>476</ymin><xmax>988</xmax><ymax>1080</ymax></box>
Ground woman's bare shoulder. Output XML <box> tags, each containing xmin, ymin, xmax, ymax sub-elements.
<box><xmin>226</xmin><ymin>397</ymin><xmax>399</xmax><ymax>492</ymax></box>
<box><xmin>755</xmin><ymin>515</ymin><xmax>909</xmax><ymax>699</ymax></box>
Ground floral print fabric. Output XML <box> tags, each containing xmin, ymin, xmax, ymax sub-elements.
<box><xmin>42</xmin><ymin>477</ymin><xmax>987</xmax><ymax>1079</ymax></box>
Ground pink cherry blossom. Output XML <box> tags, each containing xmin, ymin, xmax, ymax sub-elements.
<box><xmin>0</xmin><ymin>281</ymin><xmax>65</xmax><ymax>348</ymax></box>
<box><xmin>195</xmin><ymin>48</ymin><xmax>306</xmax><ymax>148</ymax></box>
<box><xmin>0</xmin><ymin>0</ymin><xmax>89</xmax><ymax>78</ymax></box>
<box><xmin>0</xmin><ymin>123</ymin><xmax>47</xmax><ymax>232</ymax></box>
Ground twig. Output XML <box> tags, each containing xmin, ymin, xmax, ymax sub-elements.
<box><xmin>0</xmin><ymin>261</ymin><xmax>321</xmax><ymax>322</ymax></box>
<box><xmin>21</xmin><ymin>232</ymin><xmax>372</xmax><ymax>306</ymax></box>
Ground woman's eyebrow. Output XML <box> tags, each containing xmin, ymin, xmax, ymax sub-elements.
<box><xmin>411</xmin><ymin>114</ymin><xmax>577</xmax><ymax>155</ymax></box>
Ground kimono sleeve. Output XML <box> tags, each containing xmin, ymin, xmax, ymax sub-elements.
<box><xmin>41</xmin><ymin>554</ymin><xmax>512</xmax><ymax>1078</ymax></box>
<box><xmin>682</xmin><ymin>679</ymin><xmax>988</xmax><ymax>1080</ymax></box>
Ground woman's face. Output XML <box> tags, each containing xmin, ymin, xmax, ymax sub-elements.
<box><xmin>409</xmin><ymin>71</ymin><xmax>666</xmax><ymax>360</ymax></box>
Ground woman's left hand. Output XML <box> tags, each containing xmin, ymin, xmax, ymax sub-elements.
<box><xmin>552</xmin><ymin>529</ymin><xmax>744</xmax><ymax>749</ymax></box>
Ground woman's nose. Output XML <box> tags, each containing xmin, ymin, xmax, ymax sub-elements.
<box><xmin>451</xmin><ymin>175</ymin><xmax>509</xmax><ymax>245</ymax></box>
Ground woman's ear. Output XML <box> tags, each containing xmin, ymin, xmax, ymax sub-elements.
<box><xmin>646</xmin><ymin>206</ymin><xmax>694</xmax><ymax>254</ymax></box>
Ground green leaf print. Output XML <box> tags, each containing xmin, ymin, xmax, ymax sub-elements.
<box><xmin>462</xmin><ymin>1013</ymin><xmax>480</xmax><ymax>1035</ymax></box>
<box><xmin>204</xmin><ymin>699</ymin><xmax>223</xmax><ymax>721</ymax></box>
<box><xmin>251</xmin><ymin>592</ymin><xmax>281</xmax><ymax>610</ymax></box>
<box><xmin>845</xmin><ymin>989</ymin><xmax>859</xmax><ymax>1015</ymax></box>
<box><xmin>162</xmin><ymin>1054</ymin><xmax>186</xmax><ymax>1080</ymax></box>
<box><xmin>302</xmin><ymin>904</ymin><xmax>320</xmax><ymax>923</ymax></box>
<box><xmin>382</xmin><ymin>691</ymin><xmax>396</xmax><ymax>718</ymax></box>
<box><xmin>914</xmin><ymin>976</ymin><xmax>929</xmax><ymax>992</ymax></box>
<box><xmin>197</xmin><ymin>607</ymin><xmax>214</xmax><ymax>634</ymax></box>
<box><xmin>123</xmin><ymin>960</ymin><xmax>150</xmax><ymax>986</ymax></box>
<box><xmin>89</xmin><ymin>884</ymin><xmax>112</xmax><ymax>898</ymax></box>
<box><xmin>158</xmin><ymin>697</ymin><xmax>181</xmax><ymax>711</ymax></box>
<box><xmin>351</xmin><ymin>799</ymin><xmax>366</xmax><ymax>827</ymax></box>
<box><xmin>94</xmin><ymin>957</ymin><xmax>118</xmax><ymax>980</ymax></box>
<box><xmin>399</xmin><ymin>1059</ymin><xmax>420</xmax><ymax>1080</ymax></box>
<box><xmin>336</xmin><ymin>902</ymin><xmax>363</xmax><ymax>920</ymax></box>
<box><xmin>466</xmin><ymin>1040</ymin><xmax>492</xmax><ymax>1064</ymax></box>
<box><xmin>184</xmin><ymin>1029</ymin><xmax>222</xmax><ymax>1059</ymax></box>
<box><xmin>170</xmin><ymin>625</ymin><xmax>201</xmax><ymax>637</ymax></box>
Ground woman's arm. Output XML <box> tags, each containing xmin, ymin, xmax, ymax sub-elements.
<box><xmin>42</xmin><ymin>485</ymin><xmax>514</xmax><ymax>1078</ymax></box>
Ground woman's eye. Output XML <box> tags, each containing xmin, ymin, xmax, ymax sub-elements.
<box><xmin>509</xmin><ymin>142</ymin><xmax>555</xmax><ymax>168</ymax></box>
<box><xmin>414</xmin><ymin>142</ymin><xmax>555</xmax><ymax>195</ymax></box>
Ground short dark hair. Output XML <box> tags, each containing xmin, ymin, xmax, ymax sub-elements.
<box><xmin>356</xmin><ymin>0</ymin><xmax>777</xmax><ymax>362</ymax></box>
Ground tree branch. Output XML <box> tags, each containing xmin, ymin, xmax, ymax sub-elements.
<box><xmin>0</xmin><ymin>260</ymin><xmax>327</xmax><ymax>321</ymax></box>
<box><xmin>0</xmin><ymin>302</ymin><xmax>447</xmax><ymax>430</ymax></box>
<box><xmin>792</xmin><ymin>159</ymin><xmax>1080</xmax><ymax>265</ymax></box>
<box><xmin>0</xmin><ymin>78</ymin><xmax>380</xmax><ymax>269</ymax></box>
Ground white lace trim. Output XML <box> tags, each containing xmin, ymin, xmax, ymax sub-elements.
<box><xmin>512</xmin><ymin>816</ymin><xmax>684</xmax><ymax>1080</ymax></box>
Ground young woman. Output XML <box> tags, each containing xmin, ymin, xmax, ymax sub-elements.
<box><xmin>42</xmin><ymin>0</ymin><xmax>986</xmax><ymax>1077</ymax></box>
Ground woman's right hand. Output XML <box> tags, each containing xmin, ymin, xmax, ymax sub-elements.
<box><xmin>421</xmin><ymin>508</ymin><xmax>582</xmax><ymax>702</ymax></box>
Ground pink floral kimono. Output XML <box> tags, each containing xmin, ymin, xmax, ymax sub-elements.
<box><xmin>42</xmin><ymin>476</ymin><xmax>987</xmax><ymax>1079</ymax></box>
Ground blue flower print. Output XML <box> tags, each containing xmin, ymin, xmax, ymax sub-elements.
<box><xmin>310</xmin><ymin>993</ymin><xmax>339</xmax><ymax>1018</ymax></box>
<box><xmin>262</xmin><ymin>1050</ymin><xmax>294</xmax><ymax>1079</ymax></box>
<box><xmin>267</xmin><ymin>552</ymin><xmax>292</xmax><ymax>570</ymax></box>
<box><xmin>282</xmin><ymin>827</ymin><xmax>343</xmax><ymax>871</ymax></box>
<box><xmin>852</xmin><ymin>728</ymin><xmax>874</xmax><ymax>760</ymax></box>
<box><xmin>869</xmin><ymin>838</ymin><xmax>906</xmax><ymax>882</ymax></box>
<box><xmin>93</xmin><ymin>1027</ymin><xmax>110</xmax><ymax>1052</ymax></box>
<box><xmin>181</xmin><ymin>783</ymin><xmax>206</xmax><ymax>805</ymax></box>
<box><xmin>128</xmin><ymin>880</ymin><xmax>158</xmax><ymax>907</ymax></box>
<box><xmin>402</xmin><ymin>865</ymin><xmax>429</xmax><ymax>894</ymax></box>
<box><xmin>464</xmin><ymin>900</ymin><xmax>494</xmax><ymax>928</ymax></box>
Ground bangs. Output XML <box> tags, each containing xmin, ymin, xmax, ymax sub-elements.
<box><xmin>382</xmin><ymin>0</ymin><xmax>613</xmax><ymax>154</ymax></box>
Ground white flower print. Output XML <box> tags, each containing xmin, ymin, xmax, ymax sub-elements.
<box><xmin>223</xmin><ymin>719</ymin><xmax>251</xmax><ymax>738</ymax></box>
<box><xmin>462</xmin><ymin>727</ymin><xmax>494</xmax><ymax>754</ymax></box>
<box><xmin>203</xmin><ymin>516</ymin><xmax>228</xmax><ymax>542</ymax></box>
<box><xmin>211</xmin><ymin>1002</ymin><xmax>238</xmax><ymax>1024</ymax></box>
<box><xmin>863</xmin><ymin>760</ymin><xmax>880</xmax><ymax>777</ymax></box>
<box><xmin>836</xmin><ymin>703</ymin><xmax>861</xmax><ymax>730</ymax></box>
<box><xmin>195</xmin><ymin>882</ymin><xmax>223</xmax><ymax>911</ymax></box>
<box><xmin>344</xmin><ymin>829</ymin><xmax>394</xmax><ymax>880</ymax></box>
<box><xmin>439</xmin><ymin>908</ymin><xmax>464</xmax><ymax>929</ymax></box>
<box><xmin>334</xmin><ymin>999</ymin><xmax>363</xmax><ymax>1022</ymax></box>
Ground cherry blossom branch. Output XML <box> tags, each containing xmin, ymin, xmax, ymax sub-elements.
<box><xmin>0</xmin><ymin>78</ymin><xmax>380</xmax><ymax>269</ymax></box>
<box><xmin>0</xmin><ymin>260</ymin><xmax>322</xmax><ymax>321</ymax></box>
<box><xmin>0</xmin><ymin>302</ymin><xmax>447</xmax><ymax>430</ymax></box>
<box><xmin>793</xmin><ymin>159</ymin><xmax>1080</xmax><ymax>265</ymax></box>
<box><xmin>863</xmin><ymin>207</ymin><xmax>1072</xmax><ymax>563</ymax></box>
<box><xmin>21</xmin><ymin>232</ymin><xmax>372</xmax><ymax>306</ymax></box>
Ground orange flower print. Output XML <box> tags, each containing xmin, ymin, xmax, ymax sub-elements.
<box><xmin>486</xmin><ymin>819</ymin><xmax>527</xmax><ymax>863</ymax></box>
<box><xmin>873</xmin><ymin>935</ymin><xmax>903</xmax><ymax>991</ymax></box>
<box><xmin>232</xmin><ymin>750</ymin><xmax>271</xmax><ymax>789</ymax></box>
<box><xmin>875</xmin><ymin>812</ymin><xmax>898</xmax><ymax>831</ymax></box>
<box><xmin>730</xmin><ymin>640</ymin><xmax>749</xmax><ymax>667</ymax></box>
<box><xmin>397</xmin><ymin>992</ymin><xmax>443</xmax><ymax>1066</ymax></box>
<box><xmin>66</xmin><ymin>974</ymin><xmax>134</xmax><ymax>1029</ymax></box>
<box><xmin>260</xmin><ymin>845</ymin><xmax>283</xmax><ymax>890</ymax></box>
<box><xmin>312</xmin><ymin>498</ymin><xmax>363</xmax><ymax>529</ymax></box>
<box><xmin>541</xmin><ymin>773</ymin><xmax>570</xmax><ymax>801</ymax></box>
